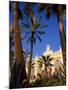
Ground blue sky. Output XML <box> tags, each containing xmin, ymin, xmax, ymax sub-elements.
<box><xmin>10</xmin><ymin>2</ymin><xmax>66</xmax><ymax>58</ymax></box>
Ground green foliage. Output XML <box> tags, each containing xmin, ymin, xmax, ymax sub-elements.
<box><xmin>30</xmin><ymin>75</ymin><xmax>66</xmax><ymax>87</ymax></box>
<box><xmin>21</xmin><ymin>5</ymin><xmax>48</xmax><ymax>44</ymax></box>
<box><xmin>39</xmin><ymin>4</ymin><xmax>66</xmax><ymax>18</ymax></box>
<box><xmin>41</xmin><ymin>55</ymin><xmax>53</xmax><ymax>68</ymax></box>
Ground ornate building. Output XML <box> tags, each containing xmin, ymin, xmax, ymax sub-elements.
<box><xmin>26</xmin><ymin>45</ymin><xmax>64</xmax><ymax>81</ymax></box>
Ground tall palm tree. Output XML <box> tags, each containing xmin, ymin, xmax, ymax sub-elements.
<box><xmin>9</xmin><ymin>2</ymin><xmax>27</xmax><ymax>88</ymax></box>
<box><xmin>39</xmin><ymin>55</ymin><xmax>53</xmax><ymax>77</ymax></box>
<box><xmin>39</xmin><ymin>4</ymin><xmax>66</xmax><ymax>77</ymax></box>
<box><xmin>53</xmin><ymin>5</ymin><xmax>66</xmax><ymax>77</ymax></box>
<box><xmin>21</xmin><ymin>6</ymin><xmax>48</xmax><ymax>83</ymax></box>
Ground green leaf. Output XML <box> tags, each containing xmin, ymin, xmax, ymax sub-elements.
<box><xmin>35</xmin><ymin>23</ymin><xmax>41</xmax><ymax>29</ymax></box>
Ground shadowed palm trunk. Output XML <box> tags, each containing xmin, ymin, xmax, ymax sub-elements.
<box><xmin>10</xmin><ymin>2</ymin><xmax>27</xmax><ymax>88</ymax></box>
<box><xmin>57</xmin><ymin>14</ymin><xmax>66</xmax><ymax>78</ymax></box>
<box><xmin>28</xmin><ymin>36</ymin><xmax>33</xmax><ymax>83</ymax></box>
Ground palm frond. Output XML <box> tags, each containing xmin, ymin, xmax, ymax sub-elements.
<box><xmin>21</xmin><ymin>22</ymin><xmax>30</xmax><ymax>28</ymax></box>
<box><xmin>39</xmin><ymin>16</ymin><xmax>42</xmax><ymax>22</ymax></box>
<box><xmin>31</xmin><ymin>62</ymin><xmax>35</xmax><ymax>66</ymax></box>
<box><xmin>39</xmin><ymin>24</ymin><xmax>48</xmax><ymax>29</ymax></box>
<box><xmin>25</xmin><ymin>31</ymin><xmax>30</xmax><ymax>35</ymax></box>
<box><xmin>48</xmin><ymin>58</ymin><xmax>53</xmax><ymax>61</ymax></box>
<box><xmin>49</xmin><ymin>63</ymin><xmax>53</xmax><ymax>66</ymax></box>
<box><xmin>21</xmin><ymin>35</ymin><xmax>28</xmax><ymax>40</ymax></box>
<box><xmin>47</xmin><ymin>55</ymin><xmax>50</xmax><ymax>60</ymax></box>
<box><xmin>33</xmin><ymin>16</ymin><xmax>42</xmax><ymax>29</ymax></box>
<box><xmin>39</xmin><ymin>4</ymin><xmax>52</xmax><ymax>19</ymax></box>
<box><xmin>37</xmin><ymin>31</ymin><xmax>45</xmax><ymax>35</ymax></box>
<box><xmin>9</xmin><ymin>1</ymin><xmax>13</xmax><ymax>12</ymax></box>
<box><xmin>33</xmin><ymin>16</ymin><xmax>37</xmax><ymax>24</ymax></box>
<box><xmin>42</xmin><ymin>56</ymin><xmax>45</xmax><ymax>61</ymax></box>
<box><xmin>26</xmin><ymin>36</ymin><xmax>31</xmax><ymax>44</ymax></box>
<box><xmin>38</xmin><ymin>4</ymin><xmax>45</xmax><ymax>12</ymax></box>
<box><xmin>37</xmin><ymin>60</ymin><xmax>43</xmax><ymax>63</ymax></box>
<box><xmin>17</xmin><ymin>7</ymin><xmax>23</xmax><ymax>19</ymax></box>
<box><xmin>24</xmin><ymin>6</ymin><xmax>34</xmax><ymax>17</ymax></box>
<box><xmin>62</xmin><ymin>5</ymin><xmax>66</xmax><ymax>16</ymax></box>
<box><xmin>38</xmin><ymin>57</ymin><xmax>43</xmax><ymax>60</ymax></box>
<box><xmin>21</xmin><ymin>31</ymin><xmax>30</xmax><ymax>40</ymax></box>
<box><xmin>36</xmin><ymin>34</ymin><xmax>42</xmax><ymax>42</ymax></box>
<box><xmin>23</xmin><ymin>12</ymin><xmax>30</xmax><ymax>24</ymax></box>
<box><xmin>46</xmin><ymin>7</ymin><xmax>51</xmax><ymax>19</ymax></box>
<box><xmin>47</xmin><ymin>63</ymin><xmax>53</xmax><ymax>66</ymax></box>
<box><xmin>35</xmin><ymin>23</ymin><xmax>41</xmax><ymax>29</ymax></box>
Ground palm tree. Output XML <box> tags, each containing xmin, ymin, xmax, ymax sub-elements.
<box><xmin>21</xmin><ymin>6</ymin><xmax>48</xmax><ymax>83</ymax></box>
<box><xmin>31</xmin><ymin>57</ymin><xmax>43</xmax><ymax>79</ymax></box>
<box><xmin>9</xmin><ymin>2</ymin><xmax>27</xmax><ymax>88</ymax></box>
<box><xmin>39</xmin><ymin>55</ymin><xmax>53</xmax><ymax>77</ymax></box>
<box><xmin>39</xmin><ymin>4</ymin><xmax>66</xmax><ymax>77</ymax></box>
<box><xmin>53</xmin><ymin>5</ymin><xmax>66</xmax><ymax>77</ymax></box>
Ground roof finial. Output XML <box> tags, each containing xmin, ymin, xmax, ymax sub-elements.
<box><xmin>46</xmin><ymin>44</ymin><xmax>50</xmax><ymax>51</ymax></box>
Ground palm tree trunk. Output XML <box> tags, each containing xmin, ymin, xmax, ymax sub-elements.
<box><xmin>44</xmin><ymin>65</ymin><xmax>48</xmax><ymax>78</ymax></box>
<box><xmin>57</xmin><ymin>14</ymin><xmax>66</xmax><ymax>78</ymax></box>
<box><xmin>28</xmin><ymin>37</ymin><xmax>33</xmax><ymax>84</ymax></box>
<box><xmin>10</xmin><ymin>2</ymin><xmax>27</xmax><ymax>88</ymax></box>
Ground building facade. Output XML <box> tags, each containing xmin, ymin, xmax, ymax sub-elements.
<box><xmin>30</xmin><ymin>45</ymin><xmax>64</xmax><ymax>79</ymax></box>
